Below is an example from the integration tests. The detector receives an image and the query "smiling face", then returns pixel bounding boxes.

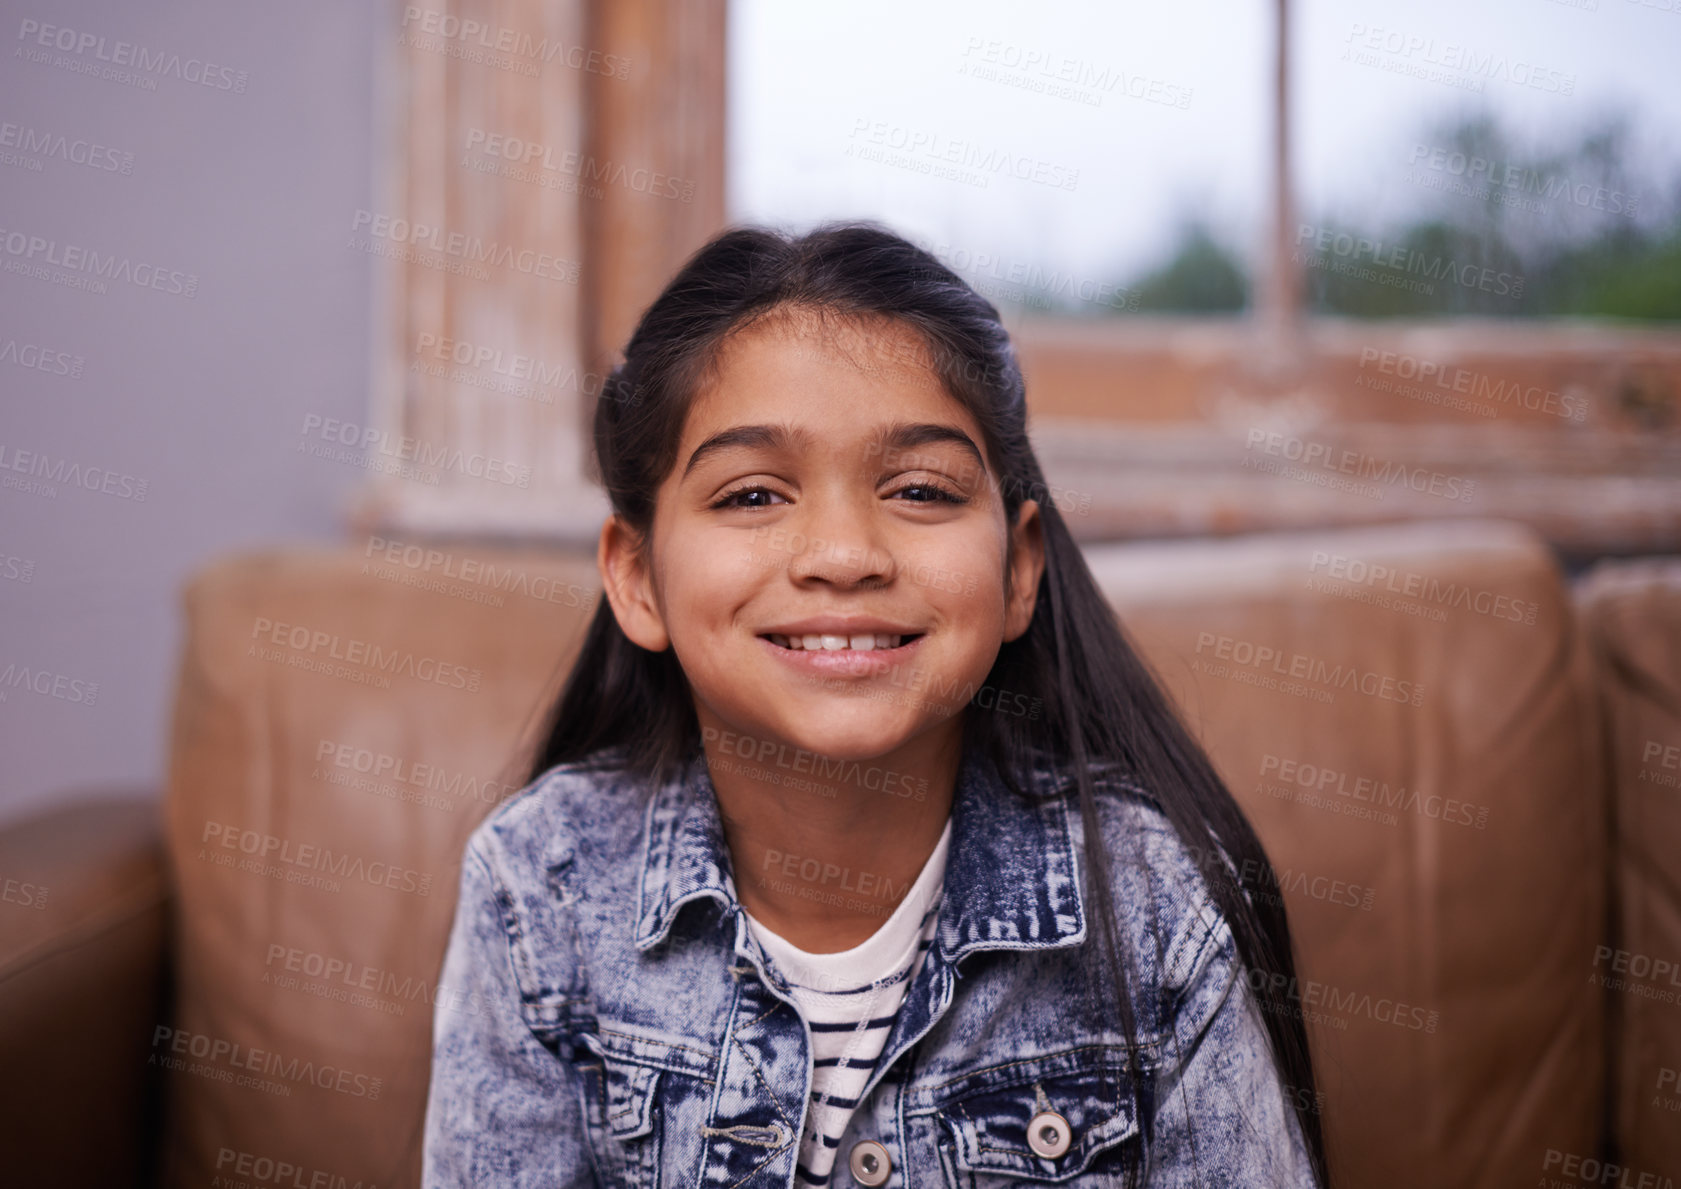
[599,307,1044,767]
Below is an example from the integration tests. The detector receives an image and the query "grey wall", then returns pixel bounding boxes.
[1,1,382,825]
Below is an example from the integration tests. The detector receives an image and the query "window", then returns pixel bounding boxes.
[364,0,1681,557]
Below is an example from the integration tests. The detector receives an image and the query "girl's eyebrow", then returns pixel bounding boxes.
[681,421,985,479]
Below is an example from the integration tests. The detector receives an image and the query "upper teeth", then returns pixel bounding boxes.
[770,633,904,651]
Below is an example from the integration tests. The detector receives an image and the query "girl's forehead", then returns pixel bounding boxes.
[665,311,981,487]
[726,307,940,380]
[680,387,981,475]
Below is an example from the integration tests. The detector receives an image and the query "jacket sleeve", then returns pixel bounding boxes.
[421,835,596,1188]
[1142,899,1322,1188]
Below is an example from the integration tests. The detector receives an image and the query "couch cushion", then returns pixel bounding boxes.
[0,797,169,1188]
[160,544,600,1188]
[1083,518,1605,1189]
[1575,558,1681,1184]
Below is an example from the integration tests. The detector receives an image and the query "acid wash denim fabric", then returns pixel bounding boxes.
[421,746,1319,1188]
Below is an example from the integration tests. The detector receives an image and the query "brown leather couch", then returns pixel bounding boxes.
[2,519,1676,1188]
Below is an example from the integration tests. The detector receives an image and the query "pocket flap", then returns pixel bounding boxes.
[938,1068,1138,1180]
[577,1032,662,1140]
[602,1057,660,1140]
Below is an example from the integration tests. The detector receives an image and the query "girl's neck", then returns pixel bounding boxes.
[702,718,962,954]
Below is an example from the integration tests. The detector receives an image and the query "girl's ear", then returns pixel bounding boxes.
[1003,499,1045,643]
[597,515,671,652]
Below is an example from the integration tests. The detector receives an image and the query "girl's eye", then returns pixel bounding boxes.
[712,486,786,509]
[892,483,965,504]
[709,480,968,507]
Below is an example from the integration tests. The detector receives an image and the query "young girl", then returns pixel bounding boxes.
[422,224,1330,1187]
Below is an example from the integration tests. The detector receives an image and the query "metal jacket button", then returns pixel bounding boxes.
[1027,1109,1072,1158]
[848,1139,892,1185]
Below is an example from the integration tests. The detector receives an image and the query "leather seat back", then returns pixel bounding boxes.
[162,545,600,1188]
[1085,519,1605,1189]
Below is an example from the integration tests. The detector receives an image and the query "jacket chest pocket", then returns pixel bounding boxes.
[932,1065,1140,1186]
[575,1036,665,1187]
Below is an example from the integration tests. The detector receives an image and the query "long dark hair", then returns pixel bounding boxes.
[529,222,1329,1186]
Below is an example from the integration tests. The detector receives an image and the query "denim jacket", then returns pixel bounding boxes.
[421,746,1318,1187]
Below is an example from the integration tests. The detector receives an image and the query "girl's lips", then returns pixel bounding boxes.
[757,632,924,678]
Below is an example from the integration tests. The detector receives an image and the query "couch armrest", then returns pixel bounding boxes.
[0,794,172,1188]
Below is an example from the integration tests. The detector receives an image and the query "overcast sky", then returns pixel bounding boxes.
[728,0,1681,288]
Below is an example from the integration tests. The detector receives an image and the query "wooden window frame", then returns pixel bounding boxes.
[355,0,1681,555]
[351,0,726,547]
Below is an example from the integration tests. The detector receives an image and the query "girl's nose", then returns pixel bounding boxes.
[784,509,894,587]
[786,538,892,586]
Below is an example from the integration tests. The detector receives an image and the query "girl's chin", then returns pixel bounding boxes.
[707,711,948,769]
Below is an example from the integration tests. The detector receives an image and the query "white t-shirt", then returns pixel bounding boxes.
[743,818,951,1186]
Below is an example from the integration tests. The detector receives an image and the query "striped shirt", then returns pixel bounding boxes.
[744,819,951,1186]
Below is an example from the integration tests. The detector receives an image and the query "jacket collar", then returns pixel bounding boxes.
[632,745,1087,960]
